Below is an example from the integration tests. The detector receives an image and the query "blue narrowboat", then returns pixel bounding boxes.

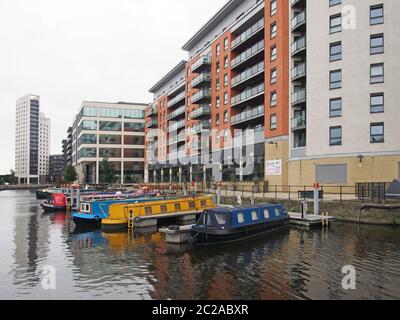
[190,204,290,245]
[72,197,164,225]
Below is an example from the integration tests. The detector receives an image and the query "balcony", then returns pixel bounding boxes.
[191,89,211,104]
[291,114,306,131]
[168,132,186,145]
[231,83,264,108]
[191,56,211,73]
[191,72,211,89]
[291,88,306,106]
[167,91,186,108]
[190,105,211,119]
[231,105,264,125]
[188,121,211,135]
[291,10,306,32]
[291,63,306,81]
[291,36,306,56]
[231,18,264,51]
[168,105,186,121]
[145,118,158,128]
[233,126,265,145]
[231,61,264,89]
[291,0,306,8]
[168,120,186,133]
[231,40,264,70]
[145,107,157,117]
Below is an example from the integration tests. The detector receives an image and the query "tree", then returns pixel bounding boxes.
[9,169,18,185]
[64,165,77,183]
[99,158,117,184]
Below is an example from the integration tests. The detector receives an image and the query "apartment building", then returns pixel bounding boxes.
[70,101,147,184]
[15,95,50,184]
[146,0,290,184]
[289,0,400,186]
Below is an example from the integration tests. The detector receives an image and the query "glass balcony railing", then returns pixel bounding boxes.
[167,91,186,108]
[191,72,211,88]
[231,83,264,106]
[168,105,186,120]
[291,114,306,130]
[231,61,264,87]
[190,105,211,119]
[231,18,264,49]
[168,132,186,145]
[191,56,211,73]
[168,120,186,132]
[231,105,264,125]
[188,121,211,135]
[231,40,264,69]
[291,36,306,56]
[291,10,306,31]
[291,88,306,105]
[191,89,211,104]
[291,63,306,80]
[145,119,158,128]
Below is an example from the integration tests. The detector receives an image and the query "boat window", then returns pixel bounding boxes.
[264,209,270,219]
[275,208,280,217]
[189,201,196,209]
[214,213,228,226]
[145,207,152,215]
[201,200,207,207]
[175,203,181,211]
[237,213,245,224]
[160,205,167,213]
[251,211,259,221]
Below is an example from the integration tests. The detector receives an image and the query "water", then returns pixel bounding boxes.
[1,190,400,300]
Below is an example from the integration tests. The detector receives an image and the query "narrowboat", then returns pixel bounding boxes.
[102,196,216,231]
[71,196,165,225]
[41,193,67,212]
[36,188,53,200]
[190,204,289,245]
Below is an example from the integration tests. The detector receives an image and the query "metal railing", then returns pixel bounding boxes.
[231,105,264,125]
[231,40,264,69]
[231,18,264,49]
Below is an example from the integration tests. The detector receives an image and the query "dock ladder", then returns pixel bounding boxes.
[322,211,329,228]
[127,208,135,229]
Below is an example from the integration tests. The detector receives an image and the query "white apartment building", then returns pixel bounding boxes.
[289,0,400,186]
[71,101,147,185]
[15,94,50,184]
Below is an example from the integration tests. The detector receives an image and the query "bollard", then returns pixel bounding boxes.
[301,200,308,219]
[217,184,221,205]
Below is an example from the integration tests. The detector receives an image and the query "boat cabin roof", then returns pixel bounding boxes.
[208,204,283,214]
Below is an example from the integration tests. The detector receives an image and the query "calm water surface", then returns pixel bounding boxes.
[1,190,400,300]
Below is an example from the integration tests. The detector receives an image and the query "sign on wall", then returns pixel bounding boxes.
[266,160,282,176]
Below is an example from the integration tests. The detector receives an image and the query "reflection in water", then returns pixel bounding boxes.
[1,191,400,299]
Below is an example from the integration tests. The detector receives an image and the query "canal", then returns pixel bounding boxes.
[0,190,400,300]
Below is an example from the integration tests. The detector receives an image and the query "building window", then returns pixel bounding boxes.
[330,126,342,146]
[329,98,342,117]
[330,14,342,34]
[223,110,228,123]
[370,34,384,54]
[216,44,221,56]
[270,22,277,39]
[224,56,229,68]
[216,114,220,126]
[270,0,276,16]
[330,69,342,89]
[216,96,220,108]
[370,4,384,25]
[216,79,220,91]
[270,114,277,130]
[371,93,384,113]
[216,61,220,73]
[224,38,229,50]
[270,45,277,61]
[270,68,277,84]
[371,123,384,143]
[270,91,277,107]
[329,0,342,7]
[330,42,342,61]
[224,92,228,105]
[224,74,228,87]
[370,63,384,84]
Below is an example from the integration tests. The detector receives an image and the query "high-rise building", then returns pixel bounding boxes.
[49,154,64,185]
[288,0,400,185]
[146,0,290,185]
[15,94,50,184]
[145,0,400,187]
[70,101,147,184]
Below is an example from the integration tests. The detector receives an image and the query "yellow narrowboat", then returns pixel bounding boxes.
[101,196,216,231]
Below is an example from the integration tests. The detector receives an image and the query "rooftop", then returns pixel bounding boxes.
[149,60,187,94]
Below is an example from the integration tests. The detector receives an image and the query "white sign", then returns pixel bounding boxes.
[266,160,282,176]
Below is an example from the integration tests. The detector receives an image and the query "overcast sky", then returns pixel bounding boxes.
[0,0,227,174]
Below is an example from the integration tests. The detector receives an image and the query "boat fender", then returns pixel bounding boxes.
[94,216,101,222]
